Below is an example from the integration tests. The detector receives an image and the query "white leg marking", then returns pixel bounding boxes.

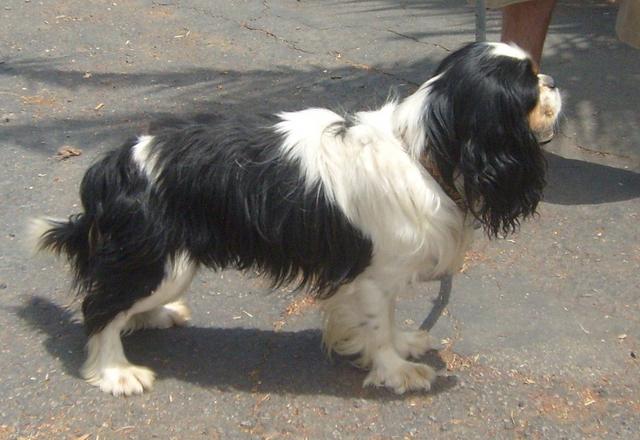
[322,276,437,393]
[81,314,156,396]
[83,253,197,396]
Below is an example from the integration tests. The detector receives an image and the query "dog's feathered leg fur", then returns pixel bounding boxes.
[321,274,436,394]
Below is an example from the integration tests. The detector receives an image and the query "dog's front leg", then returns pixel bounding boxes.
[322,277,436,394]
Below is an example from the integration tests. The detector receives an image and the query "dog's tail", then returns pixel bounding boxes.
[29,215,92,256]
[28,215,95,289]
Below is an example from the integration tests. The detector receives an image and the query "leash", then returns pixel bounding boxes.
[419,0,486,331]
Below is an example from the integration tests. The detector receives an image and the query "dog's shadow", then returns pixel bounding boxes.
[16,296,456,399]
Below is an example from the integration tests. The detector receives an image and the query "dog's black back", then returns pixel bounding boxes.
[40,114,373,335]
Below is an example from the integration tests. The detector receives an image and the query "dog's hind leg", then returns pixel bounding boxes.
[81,253,197,396]
[322,276,436,394]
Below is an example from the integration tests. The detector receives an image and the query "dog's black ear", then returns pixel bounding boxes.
[457,98,546,237]
[424,49,546,237]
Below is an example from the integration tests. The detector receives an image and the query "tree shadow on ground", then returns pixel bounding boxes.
[2,55,637,207]
[0,59,423,153]
[16,296,456,399]
[1,0,637,204]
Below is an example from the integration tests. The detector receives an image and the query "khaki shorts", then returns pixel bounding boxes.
[616,0,640,48]
[484,0,529,7]
[468,0,639,49]
[467,0,545,8]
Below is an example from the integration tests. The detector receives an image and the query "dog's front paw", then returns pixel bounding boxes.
[85,364,155,396]
[394,329,435,359]
[364,355,436,394]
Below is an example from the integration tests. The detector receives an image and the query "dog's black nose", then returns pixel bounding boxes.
[538,73,556,89]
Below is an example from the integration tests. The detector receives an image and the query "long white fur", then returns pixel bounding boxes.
[392,74,441,160]
[275,88,474,393]
[489,42,529,60]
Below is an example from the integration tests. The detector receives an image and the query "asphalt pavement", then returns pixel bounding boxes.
[1,0,639,438]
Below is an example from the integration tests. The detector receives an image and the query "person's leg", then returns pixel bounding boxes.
[501,0,557,65]
[616,0,640,49]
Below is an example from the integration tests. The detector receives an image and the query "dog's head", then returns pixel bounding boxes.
[397,42,562,237]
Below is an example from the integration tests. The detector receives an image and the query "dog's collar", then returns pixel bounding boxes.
[420,155,466,211]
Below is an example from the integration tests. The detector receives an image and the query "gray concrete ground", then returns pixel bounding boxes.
[1,0,639,438]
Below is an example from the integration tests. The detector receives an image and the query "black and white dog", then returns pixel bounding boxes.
[31,42,561,396]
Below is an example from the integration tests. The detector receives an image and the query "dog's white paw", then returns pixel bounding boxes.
[364,357,436,394]
[85,364,156,396]
[152,301,192,328]
[394,329,434,359]
[124,300,191,333]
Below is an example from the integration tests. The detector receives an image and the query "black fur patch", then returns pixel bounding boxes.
[41,114,373,334]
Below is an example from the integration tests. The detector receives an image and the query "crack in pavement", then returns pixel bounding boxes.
[557,131,636,162]
[176,4,421,85]
[180,4,314,55]
[328,51,420,87]
[386,28,452,52]
[240,22,315,54]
